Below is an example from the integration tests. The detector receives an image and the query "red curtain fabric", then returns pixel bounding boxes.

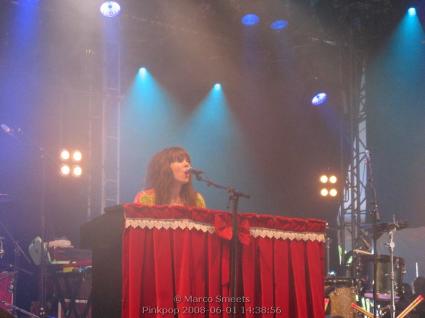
[122,205,233,318]
[121,205,326,318]
[239,214,326,318]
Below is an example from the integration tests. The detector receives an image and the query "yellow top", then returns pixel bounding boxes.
[133,188,206,208]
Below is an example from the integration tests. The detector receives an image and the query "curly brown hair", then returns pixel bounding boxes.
[145,147,198,206]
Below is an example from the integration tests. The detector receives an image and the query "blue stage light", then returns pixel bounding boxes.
[213,83,222,90]
[408,7,416,16]
[270,19,288,30]
[100,1,121,18]
[311,92,328,106]
[241,14,260,26]
[20,0,40,4]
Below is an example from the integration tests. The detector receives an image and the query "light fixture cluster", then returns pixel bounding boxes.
[319,174,338,198]
[59,149,83,178]
[241,13,288,30]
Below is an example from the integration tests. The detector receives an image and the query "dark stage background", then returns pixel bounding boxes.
[0,0,424,311]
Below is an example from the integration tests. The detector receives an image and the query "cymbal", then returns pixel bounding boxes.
[377,221,408,232]
[353,249,373,256]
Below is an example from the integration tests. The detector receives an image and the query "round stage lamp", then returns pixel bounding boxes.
[72,150,82,162]
[329,188,338,197]
[60,149,70,161]
[100,1,121,18]
[270,19,288,30]
[329,175,337,184]
[241,14,260,26]
[320,175,328,183]
[320,188,329,197]
[72,166,83,177]
[311,92,328,106]
[60,164,71,176]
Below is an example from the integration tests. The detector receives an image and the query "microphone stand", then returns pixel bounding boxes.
[192,172,250,317]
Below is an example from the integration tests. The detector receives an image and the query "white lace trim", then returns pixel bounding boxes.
[125,218,324,242]
[250,227,325,242]
[125,218,215,234]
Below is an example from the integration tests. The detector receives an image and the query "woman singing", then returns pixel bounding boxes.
[133,146,206,208]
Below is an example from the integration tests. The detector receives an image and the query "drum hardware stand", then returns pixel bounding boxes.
[191,171,250,318]
[384,216,404,318]
[386,226,396,318]
[1,125,49,317]
[325,224,331,275]
[1,300,40,318]
[365,149,381,318]
[0,210,35,317]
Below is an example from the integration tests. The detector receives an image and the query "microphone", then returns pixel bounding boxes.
[188,167,204,177]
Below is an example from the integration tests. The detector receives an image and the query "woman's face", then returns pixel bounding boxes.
[169,156,191,185]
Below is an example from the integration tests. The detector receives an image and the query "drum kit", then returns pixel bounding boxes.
[0,195,14,314]
[326,220,410,318]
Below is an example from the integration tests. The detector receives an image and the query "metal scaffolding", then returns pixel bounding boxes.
[337,38,371,270]
[100,41,121,213]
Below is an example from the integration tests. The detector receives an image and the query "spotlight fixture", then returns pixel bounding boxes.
[100,1,121,18]
[329,189,338,197]
[329,175,337,184]
[60,164,71,176]
[408,7,416,16]
[320,175,328,183]
[72,166,83,177]
[60,149,70,161]
[139,67,147,76]
[320,188,329,197]
[213,83,222,90]
[241,14,260,26]
[311,92,328,106]
[270,19,288,30]
[72,150,82,162]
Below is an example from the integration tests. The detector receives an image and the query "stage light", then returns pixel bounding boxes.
[213,83,222,90]
[59,148,83,178]
[72,166,83,177]
[241,14,260,26]
[311,92,328,106]
[319,172,339,199]
[320,175,329,183]
[139,67,147,76]
[72,150,82,162]
[100,1,121,18]
[20,0,40,4]
[60,164,71,176]
[270,19,288,30]
[60,149,70,161]
[408,7,416,16]
[320,188,329,197]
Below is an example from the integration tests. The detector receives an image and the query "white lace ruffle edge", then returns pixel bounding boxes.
[125,218,215,234]
[126,218,325,242]
[249,227,325,242]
